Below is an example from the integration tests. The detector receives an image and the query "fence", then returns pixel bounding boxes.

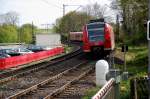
[0,47,64,69]
[130,77,149,99]
[92,78,115,99]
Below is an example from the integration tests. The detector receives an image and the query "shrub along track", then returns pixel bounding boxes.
[0,47,86,98]
[6,61,94,99]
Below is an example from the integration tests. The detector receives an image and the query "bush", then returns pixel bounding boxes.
[0,24,18,43]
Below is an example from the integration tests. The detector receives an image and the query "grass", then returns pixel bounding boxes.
[63,44,73,53]
[126,45,148,75]
[82,87,101,99]
[119,45,148,99]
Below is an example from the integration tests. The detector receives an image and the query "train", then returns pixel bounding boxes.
[69,32,83,42]
[69,19,115,56]
[82,19,115,56]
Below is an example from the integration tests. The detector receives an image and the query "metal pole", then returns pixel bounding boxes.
[115,83,120,99]
[19,28,21,45]
[112,51,115,69]
[124,47,126,72]
[148,0,150,98]
[116,14,119,42]
[63,4,65,16]
[148,0,150,79]
[32,22,35,44]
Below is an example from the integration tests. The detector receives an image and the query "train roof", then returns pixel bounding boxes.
[89,18,105,23]
[70,32,82,34]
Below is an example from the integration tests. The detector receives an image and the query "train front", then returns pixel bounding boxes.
[82,19,105,54]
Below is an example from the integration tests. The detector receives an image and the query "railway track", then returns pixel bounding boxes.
[0,47,87,98]
[0,45,111,99]
[54,69,96,99]
[6,61,94,99]
[0,46,82,84]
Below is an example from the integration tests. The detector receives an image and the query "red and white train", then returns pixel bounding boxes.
[69,19,115,56]
[82,19,115,55]
[69,32,83,42]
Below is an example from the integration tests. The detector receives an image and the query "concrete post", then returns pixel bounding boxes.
[96,60,109,86]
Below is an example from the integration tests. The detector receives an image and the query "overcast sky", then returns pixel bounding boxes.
[0,0,112,28]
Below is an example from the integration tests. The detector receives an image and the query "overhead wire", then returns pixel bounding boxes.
[39,0,63,9]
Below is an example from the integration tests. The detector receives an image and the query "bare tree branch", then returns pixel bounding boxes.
[81,2,112,22]
[0,11,19,25]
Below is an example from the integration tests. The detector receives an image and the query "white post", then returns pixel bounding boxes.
[96,60,109,86]
[148,0,150,98]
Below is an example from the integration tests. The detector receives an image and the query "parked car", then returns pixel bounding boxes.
[0,53,11,59]
[0,49,16,56]
[41,46,52,51]
[11,48,34,55]
[27,45,45,52]
[27,45,52,52]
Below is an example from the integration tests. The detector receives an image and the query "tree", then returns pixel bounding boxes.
[0,11,19,25]
[112,0,148,44]
[53,11,92,34]
[19,24,37,44]
[82,2,113,22]
[0,24,18,43]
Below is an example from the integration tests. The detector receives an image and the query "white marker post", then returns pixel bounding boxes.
[147,19,150,98]
[147,21,150,40]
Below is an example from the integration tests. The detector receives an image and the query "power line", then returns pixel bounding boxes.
[40,0,63,9]
[63,4,83,16]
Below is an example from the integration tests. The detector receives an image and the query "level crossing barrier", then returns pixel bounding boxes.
[92,78,115,99]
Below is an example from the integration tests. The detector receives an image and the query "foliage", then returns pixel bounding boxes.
[120,80,130,99]
[19,23,37,44]
[116,45,147,99]
[80,45,147,99]
[113,0,148,44]
[82,2,113,23]
[116,45,147,75]
[82,3,106,18]
[53,11,92,41]
[0,24,18,43]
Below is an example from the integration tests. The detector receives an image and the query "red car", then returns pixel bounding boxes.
[82,19,115,56]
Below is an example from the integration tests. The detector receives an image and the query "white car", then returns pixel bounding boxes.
[12,48,34,55]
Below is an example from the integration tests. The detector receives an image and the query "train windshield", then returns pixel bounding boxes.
[87,22,105,42]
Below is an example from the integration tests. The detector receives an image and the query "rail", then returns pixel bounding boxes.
[6,61,90,99]
[92,78,115,99]
[0,46,82,84]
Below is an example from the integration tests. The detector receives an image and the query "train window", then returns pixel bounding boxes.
[87,22,105,29]
[87,22,105,42]
[89,36,104,42]
[88,29,104,35]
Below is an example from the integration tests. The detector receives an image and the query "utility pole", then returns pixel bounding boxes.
[116,14,119,42]
[63,4,65,16]
[32,22,35,44]
[41,24,51,33]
